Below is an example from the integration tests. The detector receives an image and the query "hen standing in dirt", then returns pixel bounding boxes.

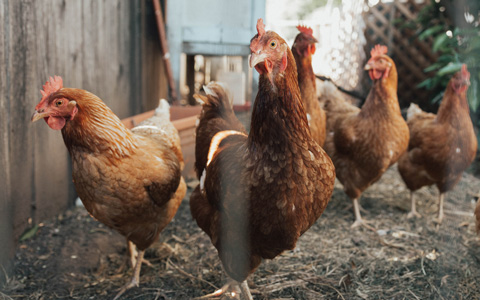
[189,19,335,300]
[31,76,187,299]
[292,25,327,147]
[322,45,409,228]
[398,65,477,223]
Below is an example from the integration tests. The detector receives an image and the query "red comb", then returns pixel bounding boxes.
[461,64,470,80]
[256,18,265,37]
[40,75,63,100]
[297,25,313,37]
[370,44,388,59]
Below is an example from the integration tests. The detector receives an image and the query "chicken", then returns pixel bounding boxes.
[194,82,246,179]
[323,45,409,228]
[398,65,477,223]
[292,25,327,146]
[31,76,186,299]
[189,19,335,299]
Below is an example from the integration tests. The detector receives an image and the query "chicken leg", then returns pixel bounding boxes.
[407,192,421,219]
[434,193,445,224]
[351,198,363,228]
[128,240,152,268]
[114,249,145,300]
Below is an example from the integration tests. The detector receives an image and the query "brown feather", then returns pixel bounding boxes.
[190,30,335,283]
[41,87,186,251]
[292,32,327,147]
[323,53,409,200]
[398,69,477,194]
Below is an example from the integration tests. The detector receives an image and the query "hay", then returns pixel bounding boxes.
[2,165,480,300]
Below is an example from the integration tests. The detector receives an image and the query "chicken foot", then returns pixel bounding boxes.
[351,198,376,231]
[113,249,145,300]
[128,240,153,268]
[407,192,421,219]
[194,278,253,300]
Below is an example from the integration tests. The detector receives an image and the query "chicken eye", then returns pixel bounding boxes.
[270,40,277,49]
[55,100,63,107]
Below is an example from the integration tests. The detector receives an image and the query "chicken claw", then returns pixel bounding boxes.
[407,192,421,219]
[113,250,145,300]
[407,210,422,219]
[194,279,252,300]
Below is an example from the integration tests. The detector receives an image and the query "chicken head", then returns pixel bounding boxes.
[249,18,289,82]
[31,76,78,130]
[292,25,318,57]
[364,45,393,81]
[451,64,470,94]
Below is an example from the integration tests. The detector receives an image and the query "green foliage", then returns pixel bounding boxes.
[20,225,39,241]
[409,0,480,148]
[412,0,480,113]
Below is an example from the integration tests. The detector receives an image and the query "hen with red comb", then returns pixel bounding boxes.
[322,44,409,228]
[399,64,477,223]
[292,24,326,146]
[190,18,335,300]
[31,76,186,299]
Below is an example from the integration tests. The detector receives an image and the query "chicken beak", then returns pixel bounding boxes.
[364,63,372,71]
[249,52,268,68]
[31,110,50,123]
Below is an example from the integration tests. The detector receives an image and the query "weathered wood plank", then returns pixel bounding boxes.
[8,0,37,239]
[0,0,14,284]
[140,0,167,110]
[32,0,73,225]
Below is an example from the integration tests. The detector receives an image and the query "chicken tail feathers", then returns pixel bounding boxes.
[406,103,423,121]
[194,81,233,111]
[154,99,171,119]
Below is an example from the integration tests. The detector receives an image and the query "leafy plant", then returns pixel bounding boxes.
[408,0,480,152]
[412,0,480,112]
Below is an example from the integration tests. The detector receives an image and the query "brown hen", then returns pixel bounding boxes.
[189,19,335,299]
[398,65,477,223]
[323,45,409,228]
[31,77,186,299]
[292,25,327,147]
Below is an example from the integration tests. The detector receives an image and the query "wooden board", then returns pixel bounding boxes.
[0,0,13,283]
[0,0,168,282]
[121,105,202,179]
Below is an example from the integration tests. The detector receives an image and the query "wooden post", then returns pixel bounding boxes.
[153,0,178,102]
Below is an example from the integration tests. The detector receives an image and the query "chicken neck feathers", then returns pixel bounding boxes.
[293,45,327,146]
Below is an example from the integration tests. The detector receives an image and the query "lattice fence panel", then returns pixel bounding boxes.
[363,0,438,109]
[324,1,367,92]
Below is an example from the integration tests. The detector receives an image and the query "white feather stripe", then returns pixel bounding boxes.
[206,130,247,167]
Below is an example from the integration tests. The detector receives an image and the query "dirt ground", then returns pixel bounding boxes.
[2,165,480,300]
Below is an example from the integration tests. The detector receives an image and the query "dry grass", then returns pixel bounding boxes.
[2,166,480,300]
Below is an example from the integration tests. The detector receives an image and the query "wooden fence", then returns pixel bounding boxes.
[0,0,168,283]
[363,0,437,108]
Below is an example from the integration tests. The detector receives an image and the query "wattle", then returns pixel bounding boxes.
[46,116,66,130]
[369,69,383,80]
